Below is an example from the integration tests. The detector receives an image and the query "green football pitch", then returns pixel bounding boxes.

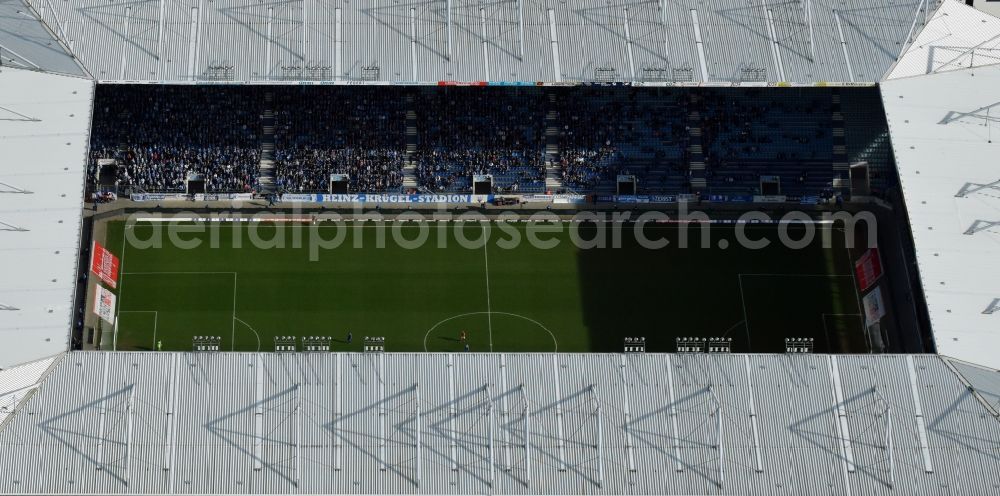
[104,220,868,353]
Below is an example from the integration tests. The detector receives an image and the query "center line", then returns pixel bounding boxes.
[482,224,493,352]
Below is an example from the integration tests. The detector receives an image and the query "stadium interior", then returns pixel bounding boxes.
[4,0,1000,493]
[87,85,895,200]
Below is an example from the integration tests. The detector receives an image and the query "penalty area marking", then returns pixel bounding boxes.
[115,271,239,350]
[422,311,558,352]
[737,273,857,353]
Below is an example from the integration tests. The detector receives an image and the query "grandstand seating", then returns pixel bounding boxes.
[88,85,263,193]
[553,87,690,194]
[273,87,406,193]
[86,86,895,198]
[413,87,547,194]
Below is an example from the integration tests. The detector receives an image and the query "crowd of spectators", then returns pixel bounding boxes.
[86,86,886,199]
[88,85,262,193]
[414,88,546,193]
[274,87,405,193]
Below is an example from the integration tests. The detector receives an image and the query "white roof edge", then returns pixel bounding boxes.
[885,0,1000,80]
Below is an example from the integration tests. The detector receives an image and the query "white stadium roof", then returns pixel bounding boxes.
[885,0,1000,80]
[2,351,1000,495]
[6,0,938,84]
[0,0,89,77]
[882,62,1000,368]
[0,67,94,369]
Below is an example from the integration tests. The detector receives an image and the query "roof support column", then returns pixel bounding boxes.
[521,385,531,484]
[905,356,933,473]
[547,10,561,83]
[590,385,604,488]
[124,385,135,486]
[624,8,636,81]
[411,9,418,81]
[119,7,132,80]
[833,10,855,83]
[762,2,786,81]
[253,354,263,471]
[163,354,180,472]
[659,0,671,64]
[805,0,815,61]
[829,356,856,473]
[499,355,513,472]
[415,383,422,485]
[447,0,453,60]
[302,0,307,62]
[551,354,566,470]
[709,386,723,488]
[156,0,166,77]
[480,8,491,81]
[167,356,181,493]
[448,354,458,471]
[295,383,302,486]
[335,353,343,470]
[485,384,496,486]
[690,10,708,82]
[619,356,636,472]
[335,8,342,80]
[95,353,111,469]
[379,353,387,471]
[266,7,274,80]
[743,356,763,472]
[518,0,525,59]
[187,7,199,81]
[665,355,682,473]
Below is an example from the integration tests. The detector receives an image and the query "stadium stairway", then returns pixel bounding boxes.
[687,104,707,192]
[258,91,277,194]
[402,94,419,191]
[544,93,562,192]
[831,90,849,180]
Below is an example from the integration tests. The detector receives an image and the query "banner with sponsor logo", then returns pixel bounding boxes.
[552,194,588,204]
[280,193,495,204]
[854,247,883,292]
[131,192,253,202]
[90,241,120,289]
[752,195,788,203]
[93,285,117,325]
[862,286,886,326]
[595,195,677,204]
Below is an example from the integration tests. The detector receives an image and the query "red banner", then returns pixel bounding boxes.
[854,247,883,292]
[91,241,120,289]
